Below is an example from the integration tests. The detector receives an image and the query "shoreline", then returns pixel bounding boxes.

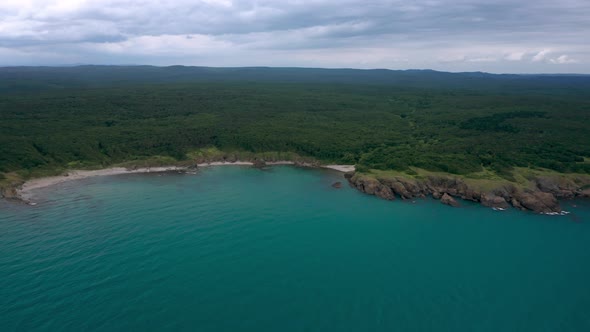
[6,161,589,215]
[346,171,590,215]
[14,162,355,203]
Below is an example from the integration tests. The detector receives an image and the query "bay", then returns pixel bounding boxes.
[1,166,589,331]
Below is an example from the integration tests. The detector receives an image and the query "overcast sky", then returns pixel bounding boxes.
[1,0,589,73]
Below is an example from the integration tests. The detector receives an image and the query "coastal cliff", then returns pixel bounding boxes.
[347,170,590,214]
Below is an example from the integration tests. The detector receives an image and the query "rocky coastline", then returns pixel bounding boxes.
[3,158,589,215]
[346,171,590,214]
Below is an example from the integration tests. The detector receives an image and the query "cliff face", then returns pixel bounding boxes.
[348,172,590,214]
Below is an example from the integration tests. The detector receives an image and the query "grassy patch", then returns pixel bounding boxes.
[115,155,182,168]
[186,147,315,164]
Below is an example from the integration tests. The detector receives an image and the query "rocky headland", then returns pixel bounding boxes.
[346,171,590,214]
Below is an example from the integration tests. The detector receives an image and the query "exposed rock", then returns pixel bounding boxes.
[346,171,582,214]
[224,154,238,163]
[252,159,267,168]
[460,188,480,202]
[351,175,395,200]
[480,193,510,209]
[534,176,590,199]
[389,181,413,199]
[343,172,354,179]
[0,186,18,199]
[331,182,343,189]
[440,193,459,207]
[535,178,563,197]
[425,176,484,202]
[564,190,577,198]
[426,176,461,193]
[514,191,561,213]
[380,177,422,199]
[375,185,395,200]
[511,198,525,210]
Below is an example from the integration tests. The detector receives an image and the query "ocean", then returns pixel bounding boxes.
[1,166,589,331]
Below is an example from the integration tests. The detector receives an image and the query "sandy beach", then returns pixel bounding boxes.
[323,165,356,172]
[17,166,186,202]
[15,162,355,202]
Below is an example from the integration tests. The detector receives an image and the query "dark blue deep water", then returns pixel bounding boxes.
[1,166,590,331]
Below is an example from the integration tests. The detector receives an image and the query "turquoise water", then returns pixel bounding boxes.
[1,166,590,332]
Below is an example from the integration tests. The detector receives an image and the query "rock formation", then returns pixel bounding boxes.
[347,172,589,214]
[350,174,395,200]
[440,193,459,207]
[252,159,267,168]
[0,186,18,199]
[480,193,510,209]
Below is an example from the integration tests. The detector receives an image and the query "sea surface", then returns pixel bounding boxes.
[1,166,590,332]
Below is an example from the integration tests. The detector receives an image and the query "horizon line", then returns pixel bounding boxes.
[1,64,589,76]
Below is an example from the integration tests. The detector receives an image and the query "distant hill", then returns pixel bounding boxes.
[1,65,589,96]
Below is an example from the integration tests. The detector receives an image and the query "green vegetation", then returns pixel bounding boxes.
[1,66,589,186]
[185,147,307,163]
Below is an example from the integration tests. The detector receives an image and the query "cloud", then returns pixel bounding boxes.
[468,57,497,63]
[531,50,579,64]
[532,49,551,62]
[505,52,525,61]
[0,0,588,72]
[91,34,233,56]
[549,54,578,64]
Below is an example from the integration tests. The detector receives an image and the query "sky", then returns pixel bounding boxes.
[0,0,589,73]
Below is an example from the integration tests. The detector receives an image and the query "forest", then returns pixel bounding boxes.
[1,66,589,181]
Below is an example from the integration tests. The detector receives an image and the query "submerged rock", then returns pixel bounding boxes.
[331,182,343,189]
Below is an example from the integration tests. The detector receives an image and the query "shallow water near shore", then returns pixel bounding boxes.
[1,166,590,332]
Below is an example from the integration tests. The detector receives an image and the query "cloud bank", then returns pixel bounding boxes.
[0,0,588,73]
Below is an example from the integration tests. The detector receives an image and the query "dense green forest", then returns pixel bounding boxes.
[1,66,589,181]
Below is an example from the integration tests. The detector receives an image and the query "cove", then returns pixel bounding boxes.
[1,166,589,332]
